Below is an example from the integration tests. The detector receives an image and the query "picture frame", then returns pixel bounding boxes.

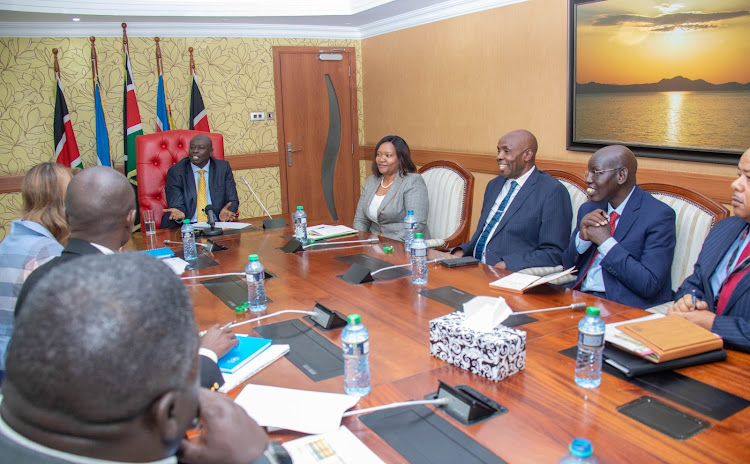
[567,0,750,164]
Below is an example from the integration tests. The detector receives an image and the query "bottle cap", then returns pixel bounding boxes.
[248,254,259,261]
[383,246,394,253]
[347,314,361,325]
[415,233,423,238]
[182,219,190,224]
[297,205,303,210]
[586,306,600,316]
[569,438,593,457]
[407,210,414,215]
[235,302,249,313]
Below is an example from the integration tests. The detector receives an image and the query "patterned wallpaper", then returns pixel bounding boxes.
[0,35,364,240]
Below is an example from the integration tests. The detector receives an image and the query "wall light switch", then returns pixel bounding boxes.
[250,112,266,121]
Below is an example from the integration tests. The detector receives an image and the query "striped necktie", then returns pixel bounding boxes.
[715,225,750,315]
[474,180,518,260]
[197,169,207,222]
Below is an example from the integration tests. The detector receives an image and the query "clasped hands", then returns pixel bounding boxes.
[164,202,238,223]
[578,209,612,246]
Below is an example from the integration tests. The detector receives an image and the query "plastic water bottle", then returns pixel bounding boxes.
[245,254,267,312]
[293,205,308,244]
[181,219,198,261]
[559,438,598,463]
[342,314,370,396]
[403,210,417,252]
[411,232,428,285]
[575,307,606,388]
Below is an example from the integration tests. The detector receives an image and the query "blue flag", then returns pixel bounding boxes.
[156,74,172,132]
[94,75,111,166]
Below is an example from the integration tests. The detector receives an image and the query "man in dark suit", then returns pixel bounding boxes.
[669,147,750,352]
[1,253,267,463]
[563,145,676,309]
[162,134,239,228]
[452,129,572,270]
[14,166,233,389]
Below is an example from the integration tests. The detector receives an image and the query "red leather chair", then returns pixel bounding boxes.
[136,130,224,229]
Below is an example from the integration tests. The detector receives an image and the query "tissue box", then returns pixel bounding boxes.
[429,312,526,382]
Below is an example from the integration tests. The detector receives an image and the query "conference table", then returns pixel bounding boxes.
[128,225,750,464]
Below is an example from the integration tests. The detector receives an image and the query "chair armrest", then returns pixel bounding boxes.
[518,265,576,286]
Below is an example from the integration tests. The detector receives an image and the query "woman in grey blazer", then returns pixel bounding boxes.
[353,135,430,240]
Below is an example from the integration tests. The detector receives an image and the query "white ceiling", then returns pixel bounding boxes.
[0,0,525,39]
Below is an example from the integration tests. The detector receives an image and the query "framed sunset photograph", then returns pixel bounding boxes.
[567,0,750,164]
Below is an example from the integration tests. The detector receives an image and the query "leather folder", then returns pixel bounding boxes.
[617,315,724,363]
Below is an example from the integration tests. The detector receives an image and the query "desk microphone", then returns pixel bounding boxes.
[240,176,287,229]
[513,302,587,315]
[201,205,223,236]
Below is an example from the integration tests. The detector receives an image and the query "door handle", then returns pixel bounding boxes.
[286,142,302,167]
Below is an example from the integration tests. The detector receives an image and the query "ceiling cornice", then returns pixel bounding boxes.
[0,0,526,39]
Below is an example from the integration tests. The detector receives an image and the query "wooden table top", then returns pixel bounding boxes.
[127,227,750,463]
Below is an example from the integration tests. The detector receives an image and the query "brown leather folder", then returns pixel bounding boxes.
[617,315,724,363]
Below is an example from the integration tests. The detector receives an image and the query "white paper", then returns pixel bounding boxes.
[462,296,513,332]
[193,221,252,230]
[234,384,360,434]
[219,344,290,393]
[163,257,189,274]
[490,267,576,291]
[307,224,357,239]
[283,426,385,464]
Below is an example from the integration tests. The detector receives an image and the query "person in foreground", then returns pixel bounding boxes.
[162,134,239,228]
[14,166,233,388]
[0,163,74,375]
[452,129,572,270]
[563,145,676,309]
[353,135,430,240]
[669,147,750,352]
[0,253,268,463]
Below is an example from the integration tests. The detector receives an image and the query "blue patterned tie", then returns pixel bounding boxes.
[474,180,518,260]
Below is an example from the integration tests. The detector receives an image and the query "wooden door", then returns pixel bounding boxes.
[273,47,358,225]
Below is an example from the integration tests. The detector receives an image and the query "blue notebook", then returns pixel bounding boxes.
[218,335,273,374]
[141,247,175,259]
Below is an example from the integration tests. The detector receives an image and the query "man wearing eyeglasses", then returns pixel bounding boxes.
[562,145,676,309]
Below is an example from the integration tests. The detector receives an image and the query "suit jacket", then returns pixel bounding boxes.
[563,186,676,309]
[676,216,750,352]
[162,157,239,229]
[457,169,572,271]
[353,173,430,240]
[13,238,224,388]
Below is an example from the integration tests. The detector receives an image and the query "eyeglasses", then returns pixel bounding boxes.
[584,167,622,179]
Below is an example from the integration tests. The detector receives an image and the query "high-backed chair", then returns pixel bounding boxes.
[417,160,474,249]
[136,130,225,229]
[641,183,729,314]
[518,170,588,284]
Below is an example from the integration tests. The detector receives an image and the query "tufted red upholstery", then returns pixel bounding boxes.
[136,130,224,229]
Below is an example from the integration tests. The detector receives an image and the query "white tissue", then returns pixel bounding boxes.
[461,296,513,332]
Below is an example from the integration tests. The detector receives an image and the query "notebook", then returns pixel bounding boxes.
[218,335,273,374]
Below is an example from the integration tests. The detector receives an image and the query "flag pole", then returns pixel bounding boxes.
[189,46,195,75]
[53,48,60,80]
[155,37,174,129]
[90,36,98,81]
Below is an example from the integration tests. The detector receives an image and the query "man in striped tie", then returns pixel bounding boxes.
[451,130,572,270]
[162,134,239,228]
[670,147,750,352]
[563,145,676,309]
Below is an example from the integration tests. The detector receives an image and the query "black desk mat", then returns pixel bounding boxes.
[335,254,410,280]
[360,404,507,464]
[560,346,750,421]
[202,275,274,311]
[420,286,537,328]
[173,251,219,271]
[254,319,343,382]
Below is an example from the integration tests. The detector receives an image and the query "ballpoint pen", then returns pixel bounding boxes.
[691,289,697,311]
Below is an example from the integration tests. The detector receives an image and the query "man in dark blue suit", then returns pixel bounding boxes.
[670,148,750,352]
[563,145,676,309]
[161,134,239,228]
[452,130,572,271]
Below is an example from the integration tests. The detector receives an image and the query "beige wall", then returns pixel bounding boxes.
[361,0,738,233]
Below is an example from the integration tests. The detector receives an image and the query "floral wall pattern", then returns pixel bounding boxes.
[0,35,364,239]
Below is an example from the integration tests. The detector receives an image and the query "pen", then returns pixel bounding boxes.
[691,289,697,311]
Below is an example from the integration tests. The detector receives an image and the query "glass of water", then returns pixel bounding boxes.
[143,209,156,235]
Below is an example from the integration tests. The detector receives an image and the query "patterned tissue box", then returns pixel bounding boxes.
[429,311,526,382]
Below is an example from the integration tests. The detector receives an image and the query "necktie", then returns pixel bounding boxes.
[573,211,619,290]
[474,180,518,260]
[197,169,207,222]
[715,226,750,315]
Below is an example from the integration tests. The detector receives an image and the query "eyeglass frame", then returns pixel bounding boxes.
[584,167,623,180]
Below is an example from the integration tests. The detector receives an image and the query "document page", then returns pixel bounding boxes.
[283,426,385,464]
